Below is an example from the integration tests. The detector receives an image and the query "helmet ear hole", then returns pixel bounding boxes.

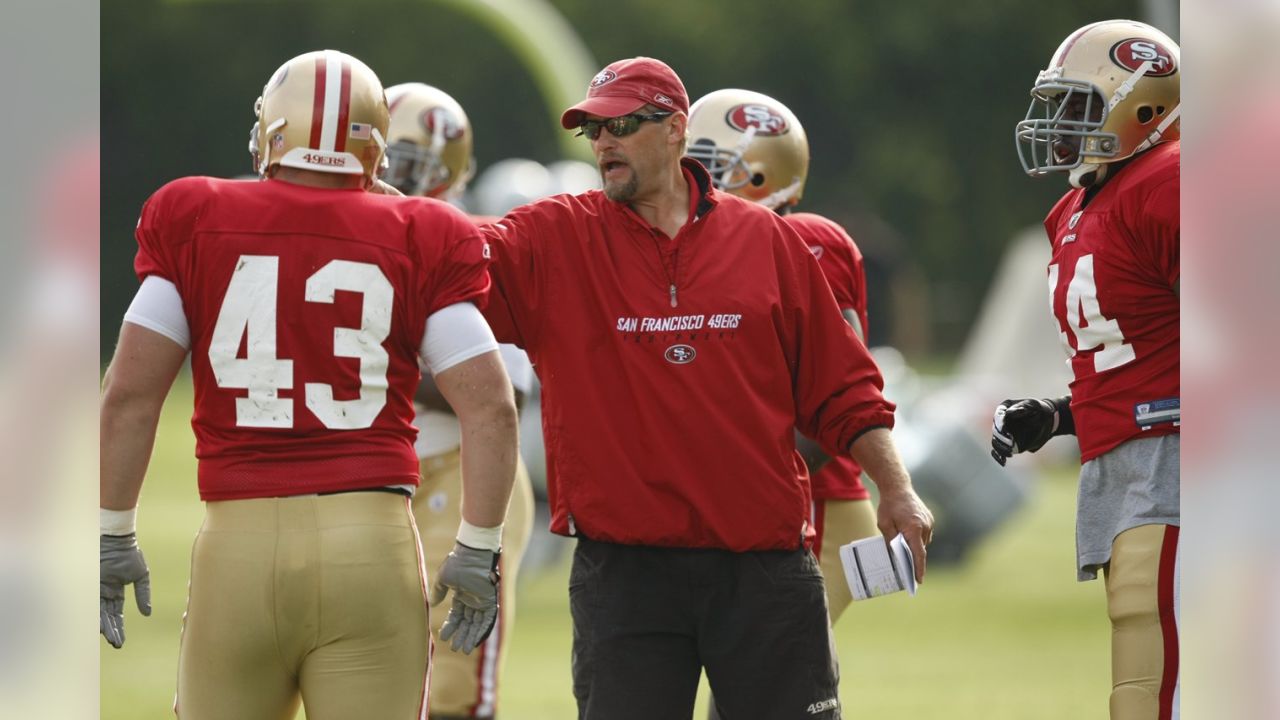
[1137,106,1155,124]
[750,172,766,187]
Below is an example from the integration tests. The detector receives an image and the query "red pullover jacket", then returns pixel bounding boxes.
[482,159,894,550]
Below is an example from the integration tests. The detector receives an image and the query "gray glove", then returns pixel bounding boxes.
[429,542,501,654]
[100,533,151,649]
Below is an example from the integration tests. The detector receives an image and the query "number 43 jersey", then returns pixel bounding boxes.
[1043,141,1180,463]
[133,176,490,500]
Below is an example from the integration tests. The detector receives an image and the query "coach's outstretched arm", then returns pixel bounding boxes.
[428,341,519,654]
[100,322,188,648]
[850,428,934,584]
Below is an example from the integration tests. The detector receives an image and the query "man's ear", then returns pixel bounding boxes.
[669,112,688,148]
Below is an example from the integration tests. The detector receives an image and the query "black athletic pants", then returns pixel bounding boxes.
[569,537,841,719]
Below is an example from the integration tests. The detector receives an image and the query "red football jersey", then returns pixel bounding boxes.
[784,213,871,502]
[483,160,894,551]
[134,176,490,500]
[1043,142,1180,462]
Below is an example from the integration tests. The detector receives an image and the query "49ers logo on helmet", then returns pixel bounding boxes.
[421,107,465,141]
[1110,38,1177,77]
[725,104,789,136]
[590,70,617,88]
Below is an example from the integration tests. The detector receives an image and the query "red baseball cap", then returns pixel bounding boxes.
[560,57,690,130]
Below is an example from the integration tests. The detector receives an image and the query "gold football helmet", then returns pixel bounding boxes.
[384,83,474,198]
[248,49,389,184]
[685,89,809,210]
[1016,20,1180,187]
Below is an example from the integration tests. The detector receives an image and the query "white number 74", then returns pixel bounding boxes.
[1049,254,1136,373]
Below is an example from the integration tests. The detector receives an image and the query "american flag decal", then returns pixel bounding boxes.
[349,122,372,140]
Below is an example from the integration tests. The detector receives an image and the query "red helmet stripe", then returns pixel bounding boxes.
[1051,21,1098,69]
[388,86,406,115]
[334,60,353,153]
[309,55,328,149]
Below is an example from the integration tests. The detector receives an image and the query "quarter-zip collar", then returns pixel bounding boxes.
[608,159,719,307]
[615,157,719,237]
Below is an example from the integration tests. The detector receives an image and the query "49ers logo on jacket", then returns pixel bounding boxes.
[421,107,465,141]
[1110,38,1177,77]
[664,344,696,364]
[726,103,789,135]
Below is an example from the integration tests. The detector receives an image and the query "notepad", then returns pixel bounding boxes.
[838,532,917,601]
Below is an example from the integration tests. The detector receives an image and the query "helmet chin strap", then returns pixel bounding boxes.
[1068,162,1105,188]
[758,177,804,210]
[1134,103,1181,154]
[717,126,758,190]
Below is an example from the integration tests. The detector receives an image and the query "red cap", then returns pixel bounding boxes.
[560,57,689,130]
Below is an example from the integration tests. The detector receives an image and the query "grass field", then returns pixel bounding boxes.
[101,376,1108,719]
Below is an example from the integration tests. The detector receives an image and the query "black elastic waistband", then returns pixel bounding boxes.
[318,486,412,499]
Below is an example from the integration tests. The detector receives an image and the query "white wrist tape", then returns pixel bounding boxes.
[456,518,503,552]
[101,507,138,536]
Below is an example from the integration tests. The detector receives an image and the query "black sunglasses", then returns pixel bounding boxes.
[576,111,673,141]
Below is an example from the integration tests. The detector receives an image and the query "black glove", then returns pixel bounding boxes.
[990,396,1074,466]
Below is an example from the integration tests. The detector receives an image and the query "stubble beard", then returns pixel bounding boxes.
[603,170,639,203]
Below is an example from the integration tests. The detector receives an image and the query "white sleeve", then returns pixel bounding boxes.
[123,276,191,349]
[498,344,534,394]
[420,302,500,375]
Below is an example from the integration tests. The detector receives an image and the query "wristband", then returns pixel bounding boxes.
[101,507,137,536]
[456,518,503,552]
[1051,395,1076,437]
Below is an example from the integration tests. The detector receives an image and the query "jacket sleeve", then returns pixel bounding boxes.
[778,222,895,455]
[479,204,545,351]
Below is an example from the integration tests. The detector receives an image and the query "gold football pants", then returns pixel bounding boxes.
[415,449,535,718]
[813,497,879,624]
[1106,523,1180,720]
[175,492,431,720]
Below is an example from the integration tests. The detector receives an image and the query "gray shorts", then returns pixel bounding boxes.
[1076,434,1180,580]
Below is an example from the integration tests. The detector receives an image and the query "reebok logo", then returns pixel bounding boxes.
[807,698,839,714]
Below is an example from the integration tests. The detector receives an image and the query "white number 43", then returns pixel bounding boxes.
[208,255,393,429]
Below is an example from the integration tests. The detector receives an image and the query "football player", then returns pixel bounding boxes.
[385,81,536,720]
[687,88,880,719]
[995,20,1180,720]
[100,50,518,719]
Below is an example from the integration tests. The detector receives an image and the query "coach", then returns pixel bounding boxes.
[480,56,934,720]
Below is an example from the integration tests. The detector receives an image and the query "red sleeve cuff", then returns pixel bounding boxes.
[835,410,896,456]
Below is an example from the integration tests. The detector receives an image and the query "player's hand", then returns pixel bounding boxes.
[990,398,1058,466]
[100,533,151,649]
[875,486,934,584]
[429,542,501,654]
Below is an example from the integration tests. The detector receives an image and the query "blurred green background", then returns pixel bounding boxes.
[102,377,1108,719]
[101,0,1167,362]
